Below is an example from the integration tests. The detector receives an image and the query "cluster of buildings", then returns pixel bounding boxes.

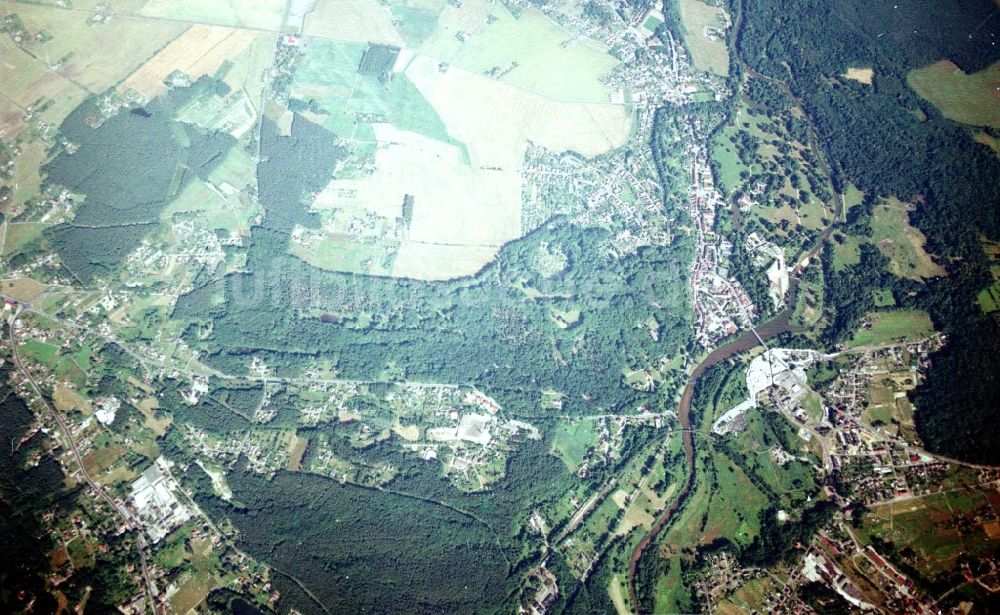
[181,425,290,476]
[126,458,193,543]
[687,151,757,345]
[820,337,963,504]
[125,219,226,282]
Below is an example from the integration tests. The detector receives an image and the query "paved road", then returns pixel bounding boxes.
[7,309,160,614]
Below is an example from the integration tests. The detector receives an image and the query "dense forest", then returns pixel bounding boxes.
[163,97,703,612]
[736,0,1000,463]
[42,77,236,283]
[175,217,695,416]
[0,346,138,612]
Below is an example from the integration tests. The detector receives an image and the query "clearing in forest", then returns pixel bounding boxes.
[677,0,730,76]
[908,60,1000,128]
[843,67,874,84]
[871,198,946,280]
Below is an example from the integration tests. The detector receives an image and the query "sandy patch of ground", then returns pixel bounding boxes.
[843,67,874,84]
[136,398,171,437]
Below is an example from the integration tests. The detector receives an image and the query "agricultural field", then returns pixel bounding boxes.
[2,222,47,257]
[1,2,186,93]
[419,0,620,103]
[677,0,730,76]
[284,34,629,279]
[860,480,1000,583]
[847,309,935,348]
[118,25,260,101]
[405,54,630,168]
[391,241,499,279]
[908,60,1000,129]
[0,36,87,140]
[135,0,288,30]
[303,0,404,45]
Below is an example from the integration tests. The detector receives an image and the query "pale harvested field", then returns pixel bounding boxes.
[119,25,259,99]
[420,1,618,103]
[0,277,47,302]
[317,124,520,244]
[614,496,655,536]
[677,0,729,76]
[0,2,186,93]
[0,37,87,139]
[53,386,89,413]
[393,423,420,441]
[137,0,287,30]
[304,0,405,46]
[405,53,631,169]
[843,67,874,85]
[391,241,499,279]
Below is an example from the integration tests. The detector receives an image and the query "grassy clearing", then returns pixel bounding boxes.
[711,127,749,191]
[831,234,862,270]
[207,146,257,192]
[392,4,442,47]
[871,198,946,280]
[978,284,1000,313]
[678,0,730,75]
[908,60,1000,128]
[21,339,59,366]
[703,453,766,545]
[848,309,935,348]
[551,419,595,472]
[286,432,309,471]
[975,132,1000,158]
[609,575,631,615]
